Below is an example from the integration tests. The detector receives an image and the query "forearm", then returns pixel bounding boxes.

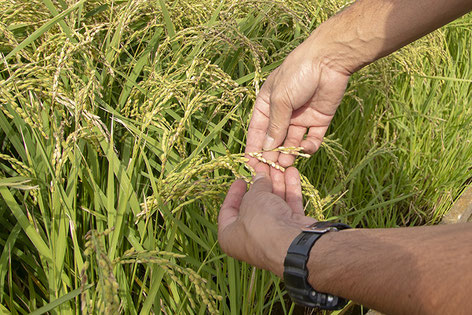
[307,223,472,314]
[309,0,472,74]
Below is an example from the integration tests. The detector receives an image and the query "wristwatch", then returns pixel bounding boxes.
[283,221,351,310]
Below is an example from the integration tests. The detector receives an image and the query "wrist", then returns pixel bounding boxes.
[306,24,369,75]
[264,226,301,277]
[306,228,358,295]
[306,5,385,75]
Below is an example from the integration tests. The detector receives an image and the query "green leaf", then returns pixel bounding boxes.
[29,284,93,315]
[0,224,21,303]
[0,187,51,261]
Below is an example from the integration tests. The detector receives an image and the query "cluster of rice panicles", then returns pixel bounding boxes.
[0,0,461,313]
[1,0,344,312]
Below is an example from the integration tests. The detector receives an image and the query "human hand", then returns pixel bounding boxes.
[245,35,350,197]
[218,167,316,277]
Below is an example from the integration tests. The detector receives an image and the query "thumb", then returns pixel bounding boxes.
[218,179,247,232]
[264,93,292,151]
[249,173,273,194]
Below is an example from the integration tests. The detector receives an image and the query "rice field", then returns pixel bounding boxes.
[0,0,471,314]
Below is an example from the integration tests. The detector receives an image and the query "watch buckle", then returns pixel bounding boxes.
[301,224,339,234]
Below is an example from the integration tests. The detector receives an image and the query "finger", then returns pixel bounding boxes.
[246,101,270,168]
[270,167,285,199]
[246,76,273,167]
[264,57,319,150]
[261,132,286,198]
[265,89,292,151]
[300,126,328,154]
[253,161,270,177]
[218,179,247,232]
[249,173,272,194]
[285,167,304,215]
[261,145,280,194]
[279,125,307,167]
[261,149,279,175]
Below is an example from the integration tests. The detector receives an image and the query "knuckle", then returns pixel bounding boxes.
[270,91,292,110]
[303,140,319,154]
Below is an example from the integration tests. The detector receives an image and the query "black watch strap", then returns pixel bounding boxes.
[283,222,351,310]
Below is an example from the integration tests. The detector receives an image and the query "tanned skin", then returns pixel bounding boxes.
[310,222,472,314]
[219,0,472,314]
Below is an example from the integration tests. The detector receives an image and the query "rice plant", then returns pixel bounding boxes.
[0,0,471,314]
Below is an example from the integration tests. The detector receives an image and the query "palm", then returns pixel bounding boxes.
[218,168,316,277]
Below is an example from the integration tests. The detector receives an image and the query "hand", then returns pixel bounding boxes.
[218,168,316,277]
[245,35,350,197]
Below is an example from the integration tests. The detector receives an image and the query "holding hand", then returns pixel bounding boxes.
[218,168,316,277]
[245,36,350,195]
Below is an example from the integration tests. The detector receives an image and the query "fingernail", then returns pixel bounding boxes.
[253,173,266,182]
[263,135,274,151]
